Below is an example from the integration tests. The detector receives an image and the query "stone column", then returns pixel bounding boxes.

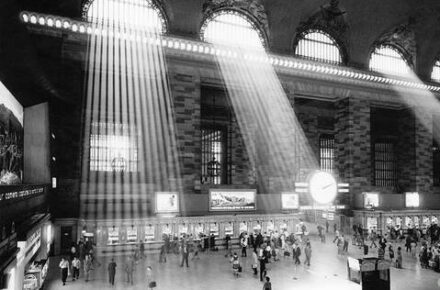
[335,97,371,205]
[413,108,433,194]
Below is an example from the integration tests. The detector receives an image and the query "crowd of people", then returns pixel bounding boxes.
[55,220,440,289]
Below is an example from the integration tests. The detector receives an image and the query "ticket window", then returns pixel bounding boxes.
[145,225,155,242]
[279,222,288,234]
[194,224,204,238]
[162,224,172,238]
[414,216,419,227]
[267,221,275,234]
[178,224,188,237]
[127,226,137,244]
[367,217,378,232]
[224,222,233,237]
[108,227,120,245]
[239,222,248,235]
[253,221,262,234]
[405,217,413,228]
[386,217,393,227]
[395,217,402,229]
[209,223,219,237]
[432,216,438,224]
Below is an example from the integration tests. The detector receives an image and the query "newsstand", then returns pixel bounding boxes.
[347,257,391,290]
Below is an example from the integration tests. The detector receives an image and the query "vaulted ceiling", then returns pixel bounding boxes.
[1,0,440,106]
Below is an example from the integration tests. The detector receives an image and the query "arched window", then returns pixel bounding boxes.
[294,30,342,64]
[369,45,412,76]
[83,0,166,33]
[432,60,440,82]
[201,10,265,49]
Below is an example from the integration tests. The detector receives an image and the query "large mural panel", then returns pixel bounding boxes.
[0,82,23,184]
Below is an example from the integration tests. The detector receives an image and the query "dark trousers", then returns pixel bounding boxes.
[241,246,247,257]
[295,256,301,265]
[259,261,266,281]
[180,253,189,267]
[109,271,115,285]
[73,267,79,279]
[61,268,68,284]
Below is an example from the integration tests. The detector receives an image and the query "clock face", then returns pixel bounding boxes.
[309,171,337,204]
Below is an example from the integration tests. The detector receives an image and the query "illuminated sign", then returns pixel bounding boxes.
[155,192,179,213]
[281,192,299,209]
[0,187,44,201]
[209,189,256,211]
[299,205,346,210]
[364,192,379,208]
[405,192,419,208]
[145,225,155,241]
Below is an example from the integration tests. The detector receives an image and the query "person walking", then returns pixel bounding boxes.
[108,258,117,286]
[59,257,70,286]
[263,276,272,290]
[140,242,145,260]
[252,248,259,275]
[180,242,189,267]
[231,253,241,277]
[304,242,312,267]
[84,254,93,282]
[389,245,395,262]
[259,253,267,282]
[396,246,403,268]
[294,243,301,265]
[146,266,156,290]
[241,233,248,257]
[124,256,135,285]
[326,220,329,233]
[71,257,80,281]
[159,244,167,263]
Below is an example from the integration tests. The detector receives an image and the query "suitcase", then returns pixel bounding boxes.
[284,251,291,257]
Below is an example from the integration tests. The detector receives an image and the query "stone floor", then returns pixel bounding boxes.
[43,234,440,290]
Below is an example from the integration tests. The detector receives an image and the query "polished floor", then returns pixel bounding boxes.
[43,232,440,290]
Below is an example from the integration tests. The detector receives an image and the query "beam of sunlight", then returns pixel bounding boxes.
[80,0,182,241]
[206,21,319,203]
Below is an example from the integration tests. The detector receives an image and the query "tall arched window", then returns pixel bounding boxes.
[294,30,342,64]
[83,0,166,33]
[432,60,440,82]
[201,10,265,49]
[369,45,412,76]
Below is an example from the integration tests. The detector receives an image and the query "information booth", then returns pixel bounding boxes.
[347,257,391,290]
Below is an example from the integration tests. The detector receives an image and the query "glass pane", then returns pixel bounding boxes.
[369,45,412,76]
[295,31,342,64]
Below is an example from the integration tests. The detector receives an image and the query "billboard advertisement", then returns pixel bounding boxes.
[209,189,256,211]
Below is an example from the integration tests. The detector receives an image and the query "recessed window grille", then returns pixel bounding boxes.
[201,129,224,184]
[374,141,396,187]
[369,45,412,76]
[295,30,342,64]
[89,122,138,172]
[319,134,335,173]
[201,10,265,49]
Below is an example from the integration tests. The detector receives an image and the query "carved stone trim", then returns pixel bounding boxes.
[293,0,349,64]
[201,0,269,48]
[372,23,417,68]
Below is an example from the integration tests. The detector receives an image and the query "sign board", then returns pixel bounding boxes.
[364,192,379,208]
[155,192,179,213]
[405,192,419,208]
[209,189,256,211]
[281,192,299,209]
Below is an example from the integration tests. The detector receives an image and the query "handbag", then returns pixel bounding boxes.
[149,281,157,288]
[238,265,242,272]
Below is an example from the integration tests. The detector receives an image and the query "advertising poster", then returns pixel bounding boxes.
[145,225,155,241]
[156,192,179,213]
[0,81,24,185]
[209,189,256,211]
[364,192,379,208]
[281,192,299,209]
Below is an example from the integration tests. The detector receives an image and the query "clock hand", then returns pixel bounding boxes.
[322,183,334,190]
